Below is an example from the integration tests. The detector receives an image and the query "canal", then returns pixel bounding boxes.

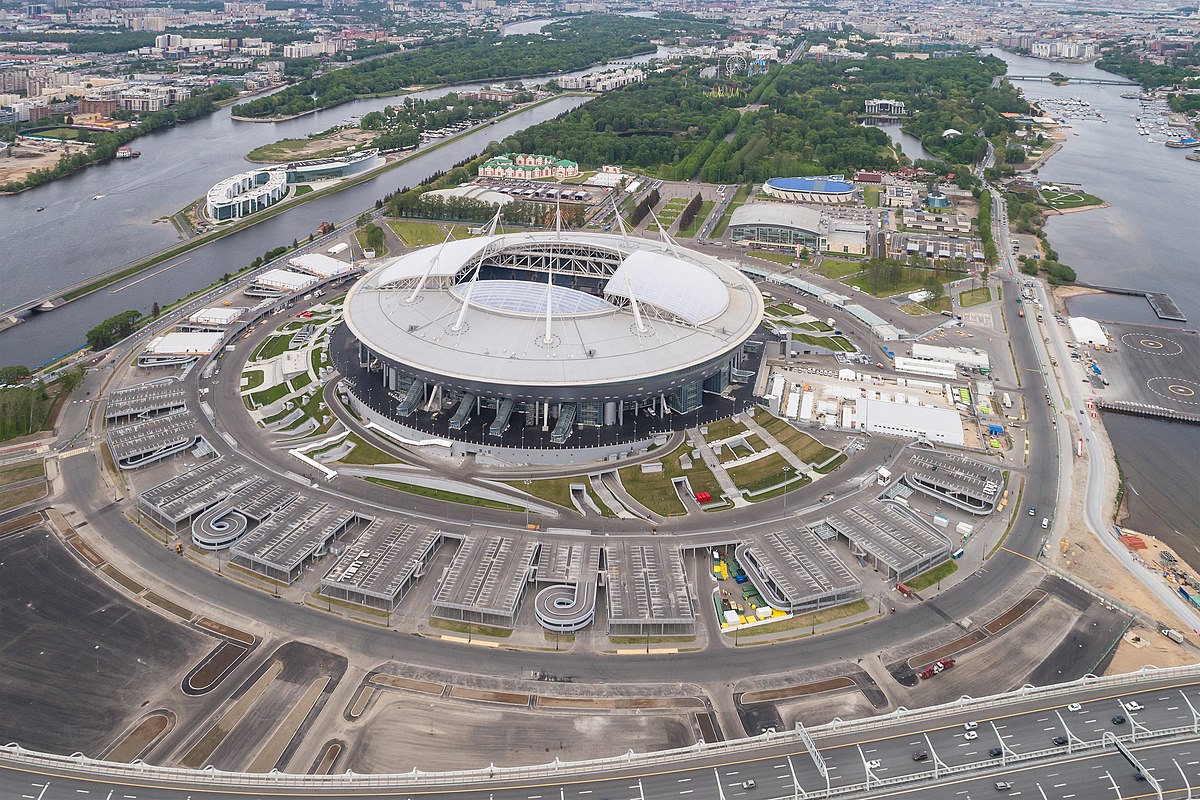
[991,49,1200,552]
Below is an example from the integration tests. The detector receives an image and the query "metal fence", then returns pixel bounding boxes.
[2,664,1198,792]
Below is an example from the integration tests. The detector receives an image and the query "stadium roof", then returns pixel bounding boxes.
[730,202,823,233]
[764,177,854,194]
[344,232,763,389]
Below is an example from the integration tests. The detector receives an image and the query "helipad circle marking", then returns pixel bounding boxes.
[1145,376,1200,406]
[1120,332,1182,356]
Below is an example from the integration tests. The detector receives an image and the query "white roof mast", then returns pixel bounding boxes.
[450,209,503,332]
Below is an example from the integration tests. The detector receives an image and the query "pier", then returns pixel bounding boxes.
[1094,398,1200,425]
[1076,283,1187,322]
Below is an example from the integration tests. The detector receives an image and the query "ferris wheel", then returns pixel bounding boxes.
[725,54,749,77]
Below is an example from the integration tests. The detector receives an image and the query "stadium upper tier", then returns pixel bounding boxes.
[343,231,764,392]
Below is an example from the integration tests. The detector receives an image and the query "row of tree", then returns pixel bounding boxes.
[675,192,704,232]
[976,189,999,264]
[629,187,661,226]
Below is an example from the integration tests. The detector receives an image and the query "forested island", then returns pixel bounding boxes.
[230,15,726,120]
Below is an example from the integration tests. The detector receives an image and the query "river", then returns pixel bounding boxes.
[0,94,590,365]
[0,37,680,364]
[990,49,1200,553]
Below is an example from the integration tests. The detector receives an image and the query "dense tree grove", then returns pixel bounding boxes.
[232,15,724,119]
[364,92,531,152]
[1097,42,1200,89]
[504,53,1022,183]
[1,84,237,192]
[86,310,142,351]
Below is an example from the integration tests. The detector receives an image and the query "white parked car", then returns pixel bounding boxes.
[964,721,979,731]
[1067,703,1082,712]
[964,731,979,740]
[1125,701,1144,711]
[867,759,881,769]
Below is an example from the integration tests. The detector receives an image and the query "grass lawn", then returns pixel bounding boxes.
[242,370,265,391]
[757,415,832,463]
[0,481,47,511]
[387,220,449,247]
[248,382,290,407]
[864,186,881,208]
[899,303,931,316]
[710,202,742,238]
[959,286,992,307]
[338,434,401,465]
[725,599,869,637]
[252,334,294,362]
[726,451,792,494]
[813,453,847,473]
[428,618,513,638]
[920,295,952,313]
[0,460,45,486]
[750,250,795,265]
[618,441,719,516]
[794,320,833,332]
[791,333,855,352]
[365,477,525,512]
[844,269,946,298]
[355,228,388,258]
[504,476,575,510]
[246,137,345,163]
[676,201,714,238]
[32,127,80,140]
[732,183,752,202]
[1040,188,1103,210]
[819,258,865,279]
[294,185,313,197]
[702,416,749,442]
[905,560,958,591]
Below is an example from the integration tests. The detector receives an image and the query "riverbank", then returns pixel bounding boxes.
[38,94,567,307]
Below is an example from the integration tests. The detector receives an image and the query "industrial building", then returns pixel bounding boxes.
[138,331,225,367]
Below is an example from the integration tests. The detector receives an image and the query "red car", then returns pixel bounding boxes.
[296,311,314,318]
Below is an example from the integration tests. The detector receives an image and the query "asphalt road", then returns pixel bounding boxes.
[3,676,1198,799]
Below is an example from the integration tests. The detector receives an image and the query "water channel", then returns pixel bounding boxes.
[989,49,1200,552]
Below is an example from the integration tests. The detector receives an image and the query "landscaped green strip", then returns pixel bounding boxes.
[724,599,868,637]
[248,382,290,407]
[364,477,525,512]
[813,453,846,473]
[388,220,448,247]
[959,286,992,307]
[819,258,865,279]
[750,250,795,265]
[905,560,958,591]
[428,617,513,638]
[617,441,719,517]
[337,434,401,465]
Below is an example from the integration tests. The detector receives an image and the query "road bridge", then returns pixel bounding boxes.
[1006,74,1140,86]
[3,666,1199,800]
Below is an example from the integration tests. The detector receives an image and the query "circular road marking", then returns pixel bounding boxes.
[1120,332,1183,357]
[1146,376,1200,406]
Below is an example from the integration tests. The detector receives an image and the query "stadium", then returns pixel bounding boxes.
[762,176,856,203]
[333,230,766,462]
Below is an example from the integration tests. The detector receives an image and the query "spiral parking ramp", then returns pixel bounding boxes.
[533,582,596,632]
[191,502,251,550]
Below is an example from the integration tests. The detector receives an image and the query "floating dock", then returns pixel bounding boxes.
[1077,283,1187,322]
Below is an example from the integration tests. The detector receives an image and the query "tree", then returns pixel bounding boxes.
[86,310,141,351]
[0,365,31,384]
[151,301,160,318]
[357,211,373,228]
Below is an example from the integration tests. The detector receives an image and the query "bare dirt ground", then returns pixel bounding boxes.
[346,693,696,772]
[0,140,91,185]
[775,690,879,729]
[1107,625,1195,673]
